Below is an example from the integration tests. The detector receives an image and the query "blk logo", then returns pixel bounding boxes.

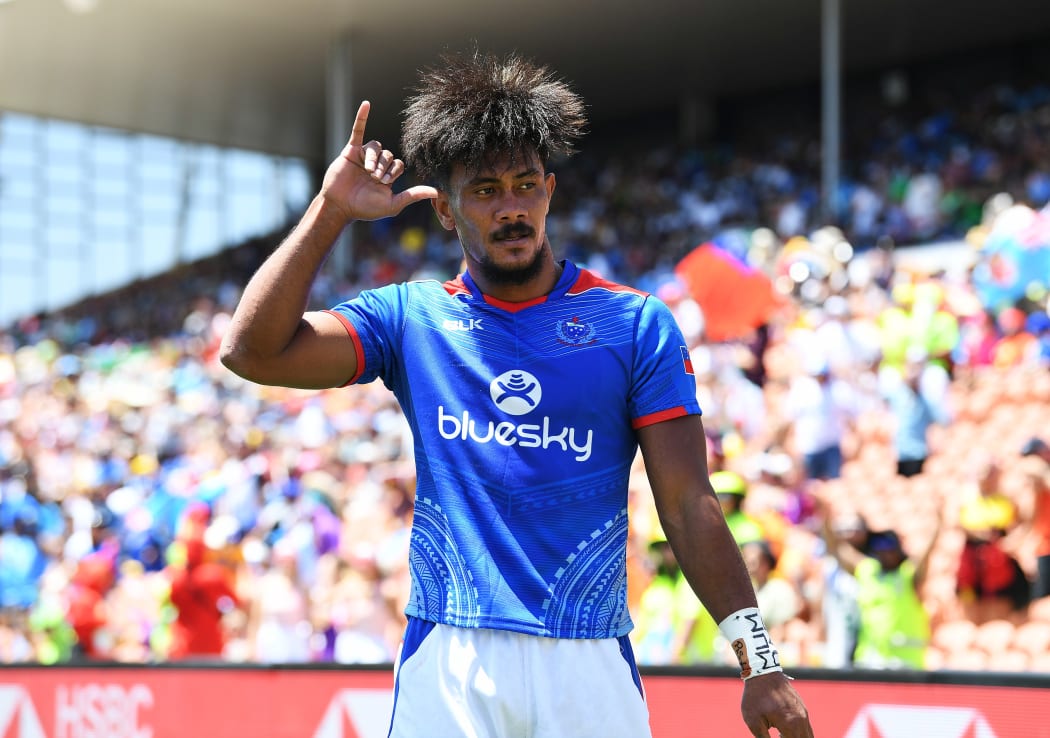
[443,318,483,331]
[490,370,542,415]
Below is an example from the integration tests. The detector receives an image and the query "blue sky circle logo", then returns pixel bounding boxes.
[490,370,542,415]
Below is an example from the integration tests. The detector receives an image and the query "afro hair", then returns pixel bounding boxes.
[401,49,587,187]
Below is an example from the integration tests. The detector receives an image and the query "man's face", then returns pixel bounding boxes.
[873,547,904,571]
[434,150,556,287]
[741,543,770,584]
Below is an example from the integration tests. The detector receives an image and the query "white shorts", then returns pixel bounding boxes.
[388,617,651,738]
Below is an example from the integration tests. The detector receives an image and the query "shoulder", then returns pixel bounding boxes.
[337,278,450,313]
[566,267,649,299]
[440,274,471,298]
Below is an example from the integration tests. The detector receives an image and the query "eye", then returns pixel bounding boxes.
[474,187,494,196]
[518,182,537,190]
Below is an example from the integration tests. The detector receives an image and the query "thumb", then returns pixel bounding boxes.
[392,185,439,212]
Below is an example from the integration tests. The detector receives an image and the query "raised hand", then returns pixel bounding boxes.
[320,100,438,222]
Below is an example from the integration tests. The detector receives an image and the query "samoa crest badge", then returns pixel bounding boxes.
[556,316,596,345]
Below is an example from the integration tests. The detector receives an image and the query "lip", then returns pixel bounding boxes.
[493,236,531,247]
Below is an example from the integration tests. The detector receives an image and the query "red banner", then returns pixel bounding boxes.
[644,675,1049,737]
[0,667,1045,738]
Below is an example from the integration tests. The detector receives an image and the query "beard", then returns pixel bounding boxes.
[472,223,547,286]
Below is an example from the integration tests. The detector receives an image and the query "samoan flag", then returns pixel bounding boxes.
[674,242,780,342]
[680,346,695,375]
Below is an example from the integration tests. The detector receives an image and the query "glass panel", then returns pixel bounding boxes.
[0,114,37,168]
[90,235,134,294]
[138,222,177,275]
[91,129,132,167]
[137,135,181,182]
[225,149,271,184]
[184,207,221,260]
[45,223,82,259]
[226,191,266,243]
[44,161,83,189]
[282,159,314,211]
[46,192,83,217]
[0,141,36,168]
[189,154,221,199]
[0,113,38,138]
[0,165,38,199]
[44,120,88,153]
[93,175,131,199]
[137,187,180,215]
[45,258,85,310]
[93,206,130,229]
[0,224,35,259]
[0,111,314,324]
[0,272,37,325]
[0,205,36,231]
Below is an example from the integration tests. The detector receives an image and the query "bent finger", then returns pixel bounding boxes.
[363,141,382,172]
[382,159,406,183]
[372,150,395,180]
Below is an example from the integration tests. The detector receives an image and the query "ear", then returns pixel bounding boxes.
[432,192,456,231]
[545,171,556,198]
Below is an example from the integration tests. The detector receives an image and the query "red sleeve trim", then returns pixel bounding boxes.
[631,406,692,430]
[322,309,366,386]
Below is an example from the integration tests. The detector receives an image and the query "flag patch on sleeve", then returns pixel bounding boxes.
[680,346,694,375]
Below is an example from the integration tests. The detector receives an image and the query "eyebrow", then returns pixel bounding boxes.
[466,167,541,186]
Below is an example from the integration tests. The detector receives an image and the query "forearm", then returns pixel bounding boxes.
[659,492,758,623]
[639,417,758,621]
[221,196,348,364]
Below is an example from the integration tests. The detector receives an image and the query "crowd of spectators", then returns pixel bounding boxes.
[1,64,1050,671]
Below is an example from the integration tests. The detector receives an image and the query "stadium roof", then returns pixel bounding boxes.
[3,0,1050,162]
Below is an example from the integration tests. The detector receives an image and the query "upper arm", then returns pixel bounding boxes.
[226,309,361,389]
[637,414,714,526]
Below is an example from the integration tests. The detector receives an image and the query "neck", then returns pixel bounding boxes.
[468,242,563,303]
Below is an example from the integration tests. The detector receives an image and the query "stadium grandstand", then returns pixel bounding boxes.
[2,1,1050,736]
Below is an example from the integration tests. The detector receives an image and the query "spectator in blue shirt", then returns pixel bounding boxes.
[0,508,49,609]
[884,348,949,477]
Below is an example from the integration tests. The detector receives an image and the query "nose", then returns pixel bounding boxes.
[493,190,528,221]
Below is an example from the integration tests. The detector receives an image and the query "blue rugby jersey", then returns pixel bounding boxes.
[327,261,701,639]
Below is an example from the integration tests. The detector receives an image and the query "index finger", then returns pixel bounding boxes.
[348,100,371,149]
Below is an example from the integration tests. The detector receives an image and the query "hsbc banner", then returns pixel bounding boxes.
[644,675,1050,738]
[0,666,1047,738]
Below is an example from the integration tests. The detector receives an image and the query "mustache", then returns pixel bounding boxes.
[492,223,535,241]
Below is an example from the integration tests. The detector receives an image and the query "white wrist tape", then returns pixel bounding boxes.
[718,607,783,680]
